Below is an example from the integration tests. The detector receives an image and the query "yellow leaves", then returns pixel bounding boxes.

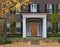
[0,0,31,14]
[21,0,31,6]
[30,2,32,4]
[10,7,16,11]
[15,2,22,8]
[3,8,9,13]
[16,7,21,12]
[5,1,13,7]
[25,0,30,2]
[9,1,14,6]
[0,12,3,15]
[12,0,18,3]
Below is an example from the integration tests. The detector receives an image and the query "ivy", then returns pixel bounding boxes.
[51,4,59,33]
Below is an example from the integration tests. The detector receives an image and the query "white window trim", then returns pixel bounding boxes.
[16,22,21,34]
[30,4,37,12]
[16,22,21,28]
[47,21,52,28]
[6,23,10,33]
[58,21,60,29]
[47,4,52,14]
[58,4,60,14]
[7,23,10,28]
[16,7,21,14]
[9,10,15,14]
[58,4,60,9]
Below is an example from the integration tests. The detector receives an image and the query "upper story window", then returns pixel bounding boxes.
[9,10,16,14]
[16,7,21,14]
[9,7,21,14]
[29,4,38,12]
[57,4,60,13]
[46,4,52,13]
[31,4,37,12]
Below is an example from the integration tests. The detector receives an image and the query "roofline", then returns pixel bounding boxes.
[21,12,48,15]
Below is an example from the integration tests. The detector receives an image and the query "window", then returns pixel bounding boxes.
[6,23,10,32]
[9,7,20,14]
[47,4,52,13]
[30,4,37,12]
[47,22,52,32]
[58,21,60,32]
[16,7,21,14]
[9,10,16,14]
[57,4,60,13]
[16,22,21,32]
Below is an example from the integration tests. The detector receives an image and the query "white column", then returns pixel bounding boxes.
[23,17,26,38]
[42,17,47,38]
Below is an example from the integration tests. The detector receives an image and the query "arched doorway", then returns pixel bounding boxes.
[26,18,42,37]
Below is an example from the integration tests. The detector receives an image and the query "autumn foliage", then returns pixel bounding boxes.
[0,0,31,15]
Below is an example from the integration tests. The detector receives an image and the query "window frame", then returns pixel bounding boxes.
[16,7,21,14]
[58,21,60,32]
[57,4,60,13]
[6,22,10,33]
[30,4,38,12]
[16,22,21,33]
[47,21,52,32]
[47,4,52,14]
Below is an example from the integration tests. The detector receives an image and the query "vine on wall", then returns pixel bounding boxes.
[51,4,59,33]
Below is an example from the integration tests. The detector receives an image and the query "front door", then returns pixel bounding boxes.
[30,23,37,36]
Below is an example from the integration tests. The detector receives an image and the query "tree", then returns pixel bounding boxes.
[51,4,59,33]
[0,0,31,43]
[1,0,31,14]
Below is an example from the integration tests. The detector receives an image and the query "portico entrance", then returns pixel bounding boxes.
[22,13,47,38]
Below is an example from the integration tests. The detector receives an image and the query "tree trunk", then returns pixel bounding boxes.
[2,19,7,43]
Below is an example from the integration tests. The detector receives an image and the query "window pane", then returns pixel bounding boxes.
[16,22,21,32]
[16,22,21,28]
[58,4,60,9]
[58,21,60,32]
[47,9,52,13]
[58,4,60,13]
[58,9,60,13]
[47,4,52,13]
[6,23,10,32]
[7,23,10,28]
[30,4,37,12]
[47,22,52,32]
[16,7,21,14]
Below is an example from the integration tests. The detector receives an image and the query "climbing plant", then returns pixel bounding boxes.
[51,4,59,33]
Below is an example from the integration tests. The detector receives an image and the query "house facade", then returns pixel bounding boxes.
[0,0,60,38]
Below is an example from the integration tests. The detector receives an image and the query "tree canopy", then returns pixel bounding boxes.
[0,0,31,15]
